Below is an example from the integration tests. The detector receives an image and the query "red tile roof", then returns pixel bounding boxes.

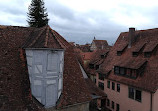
[132,41,146,52]
[0,25,91,110]
[85,78,106,98]
[81,52,94,60]
[100,28,158,92]
[143,41,158,52]
[90,49,109,64]
[83,49,110,76]
[93,40,109,49]
[77,44,91,52]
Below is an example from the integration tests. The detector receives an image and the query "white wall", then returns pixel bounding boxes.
[26,49,64,108]
[103,79,151,111]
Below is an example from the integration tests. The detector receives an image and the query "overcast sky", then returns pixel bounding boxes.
[0,0,158,45]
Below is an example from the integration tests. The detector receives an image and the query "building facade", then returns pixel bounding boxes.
[96,28,158,111]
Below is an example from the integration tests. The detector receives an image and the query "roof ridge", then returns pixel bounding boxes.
[50,28,68,49]
[44,26,50,47]
[121,27,158,33]
[28,26,47,47]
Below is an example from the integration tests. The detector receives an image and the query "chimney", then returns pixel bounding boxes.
[128,27,135,48]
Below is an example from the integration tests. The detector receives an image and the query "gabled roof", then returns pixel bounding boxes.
[81,52,94,60]
[90,49,109,64]
[143,41,158,52]
[0,25,91,110]
[92,40,108,49]
[77,44,91,52]
[100,28,158,93]
[22,26,71,49]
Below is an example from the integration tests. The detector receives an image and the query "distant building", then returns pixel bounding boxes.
[90,37,109,51]
[96,28,158,111]
[76,44,91,52]
[87,49,110,83]
[0,25,106,111]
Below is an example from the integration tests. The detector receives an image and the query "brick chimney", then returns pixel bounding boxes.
[128,28,135,48]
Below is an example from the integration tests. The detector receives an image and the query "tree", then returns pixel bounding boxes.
[27,0,49,27]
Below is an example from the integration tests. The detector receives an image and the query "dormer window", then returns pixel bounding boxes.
[132,52,139,57]
[99,73,105,80]
[143,42,157,58]
[101,51,109,58]
[117,51,122,56]
[114,66,139,79]
[144,52,152,58]
[130,69,137,78]
[114,66,119,74]
[132,43,146,57]
[96,65,99,70]
[101,55,105,58]
[89,64,94,69]
[116,43,128,56]
[120,67,126,75]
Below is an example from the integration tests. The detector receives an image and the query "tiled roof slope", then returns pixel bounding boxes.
[93,40,108,49]
[100,28,158,93]
[85,78,107,98]
[86,49,109,75]
[0,26,44,110]
[76,44,91,52]
[0,25,91,110]
[57,48,91,108]
[22,26,69,49]
[90,49,109,64]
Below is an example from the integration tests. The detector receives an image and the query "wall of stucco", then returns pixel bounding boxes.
[46,102,89,111]
[90,41,96,51]
[96,73,151,111]
[153,89,158,111]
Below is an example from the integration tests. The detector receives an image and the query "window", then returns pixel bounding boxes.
[120,67,126,75]
[107,81,110,89]
[144,52,152,58]
[128,87,134,99]
[112,82,115,90]
[99,82,104,90]
[117,84,120,92]
[107,99,110,106]
[128,87,142,102]
[112,101,114,109]
[94,78,96,83]
[131,70,137,78]
[96,65,99,70]
[126,69,131,77]
[114,66,119,74]
[101,55,105,58]
[89,64,94,69]
[117,51,122,56]
[133,52,139,57]
[116,104,120,111]
[135,90,142,102]
[99,73,104,80]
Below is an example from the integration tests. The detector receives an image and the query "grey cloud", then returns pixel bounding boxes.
[45,1,75,20]
[0,0,140,45]
[48,7,126,44]
[0,1,27,16]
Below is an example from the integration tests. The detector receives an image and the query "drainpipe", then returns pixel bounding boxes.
[150,92,153,111]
